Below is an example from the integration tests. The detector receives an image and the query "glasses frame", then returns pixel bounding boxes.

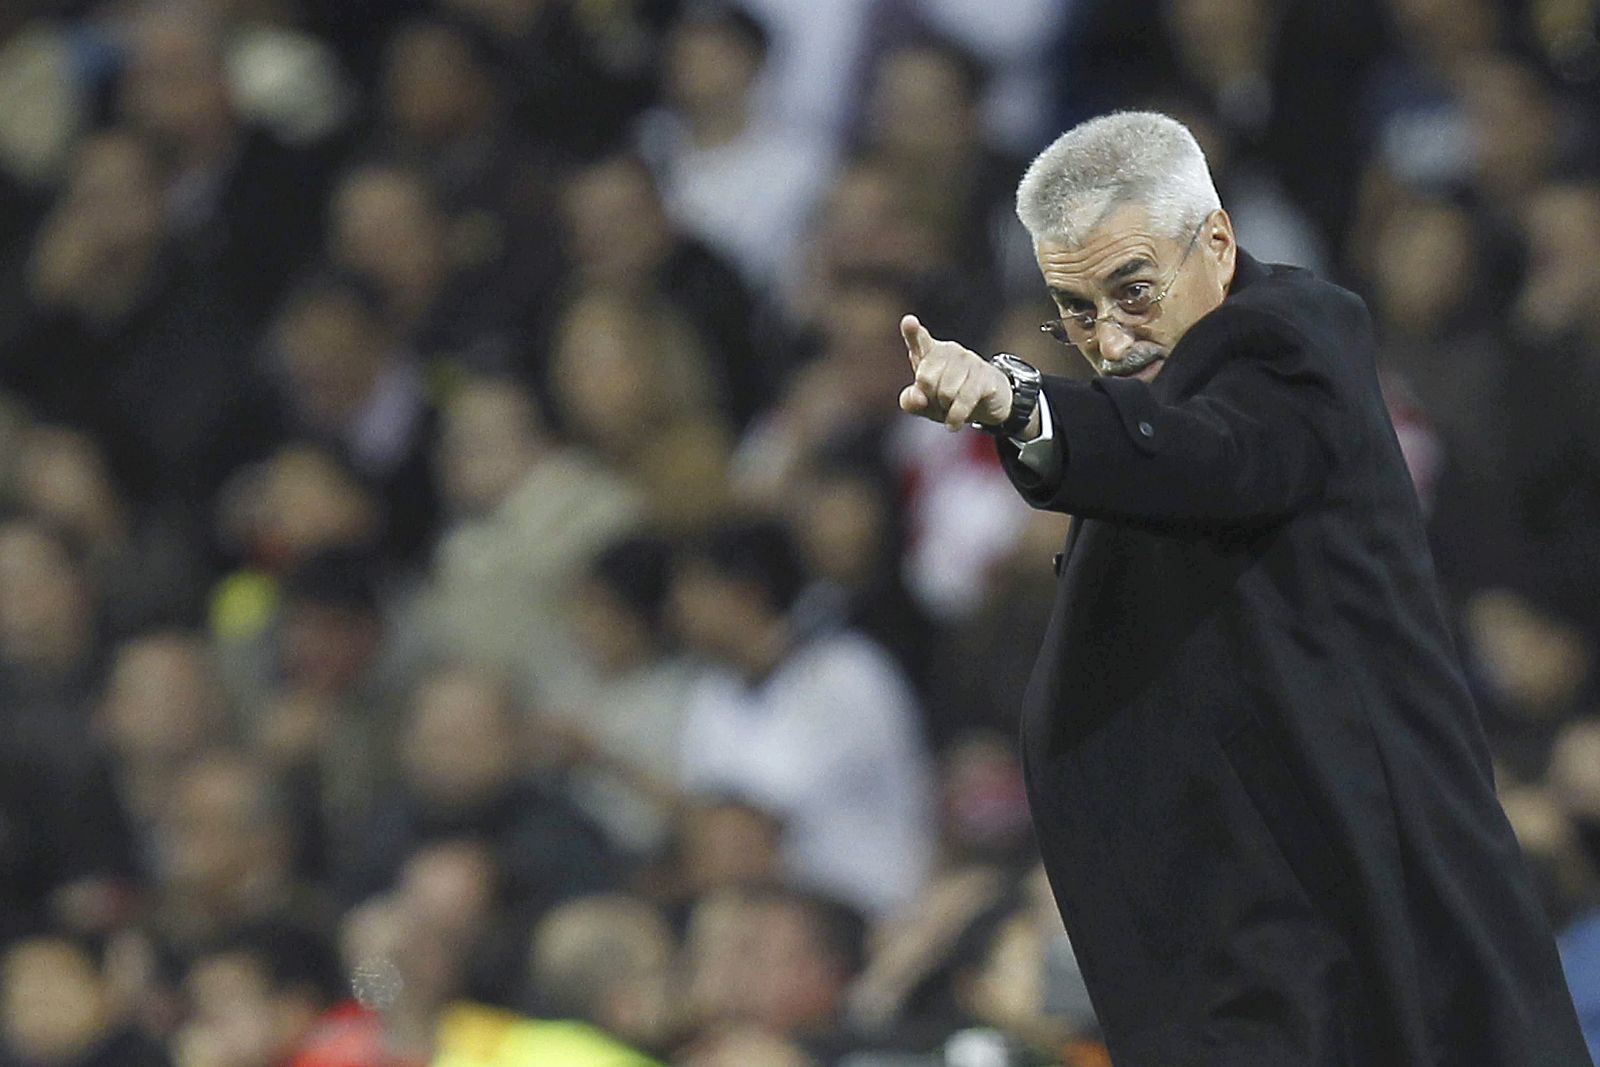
[1039,218,1208,346]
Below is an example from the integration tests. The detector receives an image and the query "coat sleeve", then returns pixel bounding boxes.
[999,308,1345,528]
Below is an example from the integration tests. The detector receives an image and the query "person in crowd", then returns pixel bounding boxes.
[541,534,698,853]
[270,274,441,566]
[337,666,622,916]
[560,154,766,427]
[97,631,234,844]
[144,750,326,956]
[423,376,641,704]
[0,935,170,1067]
[118,2,338,331]
[176,921,353,1067]
[6,129,271,515]
[526,894,676,1055]
[637,2,835,291]
[668,798,786,904]
[859,35,1021,301]
[327,163,523,377]
[548,290,732,536]
[672,519,934,915]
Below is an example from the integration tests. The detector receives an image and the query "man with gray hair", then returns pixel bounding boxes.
[900,111,1588,1064]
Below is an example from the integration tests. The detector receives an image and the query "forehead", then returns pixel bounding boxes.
[1035,206,1166,296]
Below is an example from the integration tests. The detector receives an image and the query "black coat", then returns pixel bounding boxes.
[999,252,1589,1065]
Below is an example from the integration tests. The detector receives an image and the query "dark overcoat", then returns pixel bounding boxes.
[1000,251,1591,1065]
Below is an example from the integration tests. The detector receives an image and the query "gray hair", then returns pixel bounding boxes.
[1015,111,1221,246]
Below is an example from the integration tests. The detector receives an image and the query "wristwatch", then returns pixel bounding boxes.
[986,353,1042,437]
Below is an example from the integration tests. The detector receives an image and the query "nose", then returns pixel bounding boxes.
[1095,318,1136,365]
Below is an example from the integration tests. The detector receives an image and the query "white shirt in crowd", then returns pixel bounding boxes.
[679,629,935,915]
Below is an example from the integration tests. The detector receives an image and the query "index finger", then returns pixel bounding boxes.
[900,314,931,369]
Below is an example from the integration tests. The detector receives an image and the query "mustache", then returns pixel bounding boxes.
[1099,344,1166,377]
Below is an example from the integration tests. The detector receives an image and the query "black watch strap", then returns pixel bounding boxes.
[988,354,1041,437]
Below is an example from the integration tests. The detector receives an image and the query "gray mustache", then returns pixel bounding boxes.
[1101,345,1166,376]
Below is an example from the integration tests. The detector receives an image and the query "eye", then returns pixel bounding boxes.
[1119,281,1155,308]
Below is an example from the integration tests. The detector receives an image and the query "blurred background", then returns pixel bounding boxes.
[0,0,1597,1064]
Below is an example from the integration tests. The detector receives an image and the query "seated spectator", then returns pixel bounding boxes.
[549,291,732,536]
[119,2,337,330]
[859,35,1021,300]
[13,424,204,635]
[670,797,786,904]
[9,129,269,514]
[0,935,169,1067]
[176,921,354,1067]
[543,534,698,852]
[784,451,932,689]
[97,630,234,838]
[0,514,104,770]
[423,377,640,704]
[561,154,766,427]
[328,162,525,376]
[672,520,934,914]
[681,885,866,1060]
[636,3,835,290]
[271,274,441,566]
[145,750,328,956]
[527,894,676,1054]
[338,666,622,917]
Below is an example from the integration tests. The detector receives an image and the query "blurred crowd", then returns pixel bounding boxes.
[0,0,1597,1064]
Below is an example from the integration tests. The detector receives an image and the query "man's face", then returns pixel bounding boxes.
[1036,204,1235,382]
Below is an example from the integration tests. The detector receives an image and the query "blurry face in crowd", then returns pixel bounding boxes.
[402,671,522,813]
[666,22,762,118]
[1390,0,1500,64]
[332,168,450,313]
[382,23,495,143]
[15,426,124,547]
[868,47,978,159]
[1036,204,1236,382]
[438,382,543,515]
[121,14,234,158]
[1370,199,1474,334]
[183,953,307,1067]
[238,446,381,565]
[531,897,677,1048]
[278,292,391,428]
[1457,55,1558,200]
[737,899,847,1036]
[440,0,549,39]
[792,473,886,589]
[1163,0,1274,82]
[570,578,656,676]
[162,755,287,901]
[1516,184,1600,338]
[676,801,783,896]
[1,939,109,1065]
[54,132,166,274]
[551,299,657,450]
[670,560,766,664]
[279,597,381,695]
[562,160,673,286]
[0,520,92,674]
[101,633,227,770]
[396,841,499,945]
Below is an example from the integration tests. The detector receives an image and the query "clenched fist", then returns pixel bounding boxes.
[897,315,1014,433]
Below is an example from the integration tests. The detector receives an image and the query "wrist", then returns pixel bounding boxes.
[986,354,1041,437]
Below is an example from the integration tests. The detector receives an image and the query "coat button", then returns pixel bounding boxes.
[1137,420,1154,437]
[1052,553,1063,576]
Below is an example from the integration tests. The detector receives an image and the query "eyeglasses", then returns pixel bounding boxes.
[1039,219,1206,345]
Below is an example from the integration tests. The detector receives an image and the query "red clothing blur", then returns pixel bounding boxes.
[288,1002,426,1067]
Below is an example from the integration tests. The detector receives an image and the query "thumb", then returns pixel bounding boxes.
[900,314,932,368]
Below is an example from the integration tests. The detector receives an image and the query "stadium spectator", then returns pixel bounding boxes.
[0,935,169,1067]
[543,533,698,852]
[638,3,836,290]
[423,377,640,703]
[548,290,732,535]
[672,520,934,914]
[337,666,622,916]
